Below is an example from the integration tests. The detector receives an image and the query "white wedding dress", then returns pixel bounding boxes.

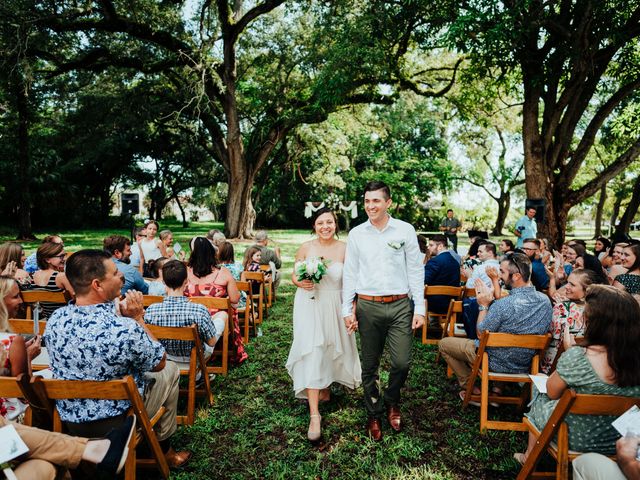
[285,259,362,399]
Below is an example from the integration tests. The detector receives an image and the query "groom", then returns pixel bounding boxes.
[342,180,425,441]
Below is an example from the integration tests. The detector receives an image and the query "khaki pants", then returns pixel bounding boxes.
[438,337,478,387]
[143,360,180,441]
[0,415,86,480]
[572,453,627,480]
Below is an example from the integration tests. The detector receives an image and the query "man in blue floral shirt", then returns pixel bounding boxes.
[45,249,191,468]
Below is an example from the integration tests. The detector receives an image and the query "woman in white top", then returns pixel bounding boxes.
[139,220,165,262]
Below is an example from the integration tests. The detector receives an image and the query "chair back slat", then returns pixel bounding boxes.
[242,271,265,282]
[146,324,198,341]
[189,296,230,309]
[21,290,69,303]
[236,281,251,292]
[571,394,640,415]
[36,378,131,400]
[143,295,165,307]
[9,318,47,335]
[0,376,25,398]
[484,332,551,350]
[424,285,464,297]
[464,287,477,298]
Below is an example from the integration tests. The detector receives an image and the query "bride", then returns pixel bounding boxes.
[286,207,362,443]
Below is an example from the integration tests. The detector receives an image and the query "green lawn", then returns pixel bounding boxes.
[3,222,528,478]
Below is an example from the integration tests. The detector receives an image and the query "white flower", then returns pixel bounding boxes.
[306,257,320,275]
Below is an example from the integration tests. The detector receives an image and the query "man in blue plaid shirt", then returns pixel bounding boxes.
[145,260,226,362]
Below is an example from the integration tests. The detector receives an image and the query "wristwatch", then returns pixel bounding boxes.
[478,305,490,312]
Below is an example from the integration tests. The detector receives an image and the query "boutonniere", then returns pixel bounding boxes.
[387,241,405,250]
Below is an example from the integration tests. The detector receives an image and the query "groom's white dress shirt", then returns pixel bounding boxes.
[342,216,426,318]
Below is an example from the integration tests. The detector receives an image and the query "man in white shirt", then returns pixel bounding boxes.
[464,241,500,288]
[342,180,425,441]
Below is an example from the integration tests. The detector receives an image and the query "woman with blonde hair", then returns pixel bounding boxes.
[0,242,30,284]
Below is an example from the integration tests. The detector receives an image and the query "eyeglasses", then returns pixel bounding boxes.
[53,254,66,260]
[521,247,537,252]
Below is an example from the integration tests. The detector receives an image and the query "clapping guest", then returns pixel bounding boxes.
[603,242,628,283]
[515,285,640,464]
[593,237,611,262]
[1,276,41,419]
[540,268,599,374]
[0,242,30,286]
[31,242,74,319]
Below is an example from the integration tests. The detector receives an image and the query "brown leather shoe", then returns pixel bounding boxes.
[366,417,383,441]
[387,405,402,432]
[165,447,192,468]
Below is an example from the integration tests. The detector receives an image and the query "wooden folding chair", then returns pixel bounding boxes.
[9,318,47,335]
[242,271,265,330]
[258,264,274,309]
[142,295,165,308]
[0,375,33,425]
[31,375,170,480]
[146,324,214,425]
[463,287,477,298]
[422,285,464,345]
[21,290,70,319]
[517,390,640,479]
[463,332,551,432]
[236,281,255,343]
[438,300,466,377]
[188,297,233,375]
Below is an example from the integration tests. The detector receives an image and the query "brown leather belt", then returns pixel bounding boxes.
[357,294,408,304]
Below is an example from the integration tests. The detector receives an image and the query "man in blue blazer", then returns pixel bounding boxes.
[424,234,461,316]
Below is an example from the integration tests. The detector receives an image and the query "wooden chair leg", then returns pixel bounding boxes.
[480,365,489,433]
[556,422,570,480]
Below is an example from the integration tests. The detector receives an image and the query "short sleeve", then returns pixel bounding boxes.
[556,347,592,387]
[126,320,165,372]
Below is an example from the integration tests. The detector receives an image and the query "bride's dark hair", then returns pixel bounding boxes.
[311,207,339,237]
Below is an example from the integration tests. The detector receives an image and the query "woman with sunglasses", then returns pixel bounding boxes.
[31,242,74,319]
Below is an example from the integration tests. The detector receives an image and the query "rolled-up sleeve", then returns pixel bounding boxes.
[405,228,426,316]
[342,233,359,318]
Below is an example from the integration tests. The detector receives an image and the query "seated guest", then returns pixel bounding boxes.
[129,226,147,273]
[462,236,483,271]
[424,234,461,316]
[573,436,640,480]
[103,235,149,295]
[439,253,552,403]
[521,238,549,291]
[568,240,608,284]
[1,275,41,420]
[515,285,640,464]
[159,230,185,261]
[0,242,31,286]
[248,230,281,288]
[593,236,611,263]
[217,242,246,309]
[541,268,598,374]
[145,260,226,362]
[417,234,428,264]
[464,241,500,288]
[243,246,264,273]
[613,243,640,294]
[146,257,169,296]
[605,242,629,283]
[211,232,227,250]
[44,250,190,467]
[499,239,515,259]
[539,238,552,264]
[187,237,247,365]
[31,242,74,319]
[23,235,64,275]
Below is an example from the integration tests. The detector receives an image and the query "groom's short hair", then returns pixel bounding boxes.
[363,180,391,200]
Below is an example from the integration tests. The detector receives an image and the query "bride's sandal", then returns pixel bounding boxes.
[307,414,322,443]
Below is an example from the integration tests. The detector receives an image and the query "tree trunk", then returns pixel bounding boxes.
[174,196,188,228]
[492,190,511,236]
[225,166,256,239]
[610,192,624,237]
[615,176,640,236]
[14,76,35,240]
[593,184,607,238]
[99,188,111,222]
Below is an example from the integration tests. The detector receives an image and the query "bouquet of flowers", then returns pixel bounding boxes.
[294,256,329,299]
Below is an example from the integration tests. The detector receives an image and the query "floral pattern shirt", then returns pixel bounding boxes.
[44,302,165,423]
[541,301,584,374]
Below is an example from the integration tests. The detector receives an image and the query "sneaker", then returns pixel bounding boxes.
[96,415,136,475]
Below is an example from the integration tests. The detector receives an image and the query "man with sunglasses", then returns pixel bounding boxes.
[439,253,552,403]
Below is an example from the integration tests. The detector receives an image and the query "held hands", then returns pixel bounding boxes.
[475,278,494,308]
[25,336,42,360]
[412,314,425,330]
[344,314,358,335]
[120,290,145,321]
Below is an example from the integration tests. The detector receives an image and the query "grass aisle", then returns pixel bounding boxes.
[171,282,525,479]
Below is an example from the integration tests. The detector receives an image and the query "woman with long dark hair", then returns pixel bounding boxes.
[515,285,640,464]
[612,243,640,294]
[185,237,246,364]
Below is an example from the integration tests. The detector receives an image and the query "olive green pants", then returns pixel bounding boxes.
[356,297,413,419]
